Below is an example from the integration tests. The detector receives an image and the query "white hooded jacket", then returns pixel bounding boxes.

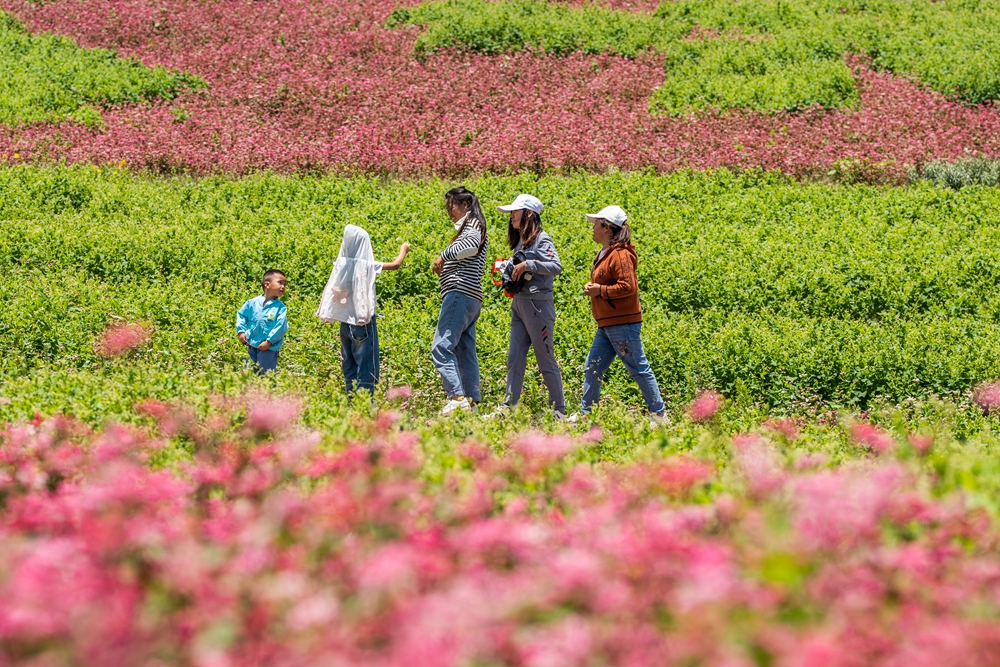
[316,225,382,325]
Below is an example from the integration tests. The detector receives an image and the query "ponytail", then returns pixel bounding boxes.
[605,221,632,249]
[446,187,488,256]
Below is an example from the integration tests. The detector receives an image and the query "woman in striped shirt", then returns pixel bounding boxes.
[431,187,489,415]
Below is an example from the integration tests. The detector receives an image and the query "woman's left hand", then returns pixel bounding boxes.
[511,262,528,281]
[583,282,602,297]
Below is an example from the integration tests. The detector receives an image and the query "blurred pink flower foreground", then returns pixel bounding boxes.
[0,402,996,666]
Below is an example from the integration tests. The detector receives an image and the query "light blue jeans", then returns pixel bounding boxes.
[581,322,664,414]
[432,291,483,402]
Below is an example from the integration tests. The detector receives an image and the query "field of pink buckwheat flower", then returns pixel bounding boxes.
[5,395,1000,667]
[2,0,1000,177]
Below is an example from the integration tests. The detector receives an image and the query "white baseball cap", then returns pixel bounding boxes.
[586,205,627,228]
[497,194,543,215]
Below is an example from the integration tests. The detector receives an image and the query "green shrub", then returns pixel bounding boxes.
[914,158,1000,189]
[0,11,203,127]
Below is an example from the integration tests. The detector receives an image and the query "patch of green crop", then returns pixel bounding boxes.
[388,0,675,57]
[0,12,203,127]
[654,31,858,114]
[389,0,1000,114]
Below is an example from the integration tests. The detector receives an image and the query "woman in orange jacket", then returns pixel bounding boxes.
[571,205,667,425]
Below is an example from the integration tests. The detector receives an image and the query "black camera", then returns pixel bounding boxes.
[501,250,531,295]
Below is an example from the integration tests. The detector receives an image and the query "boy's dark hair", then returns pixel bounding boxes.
[261,269,286,289]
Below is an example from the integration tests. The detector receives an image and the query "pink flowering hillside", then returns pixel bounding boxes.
[3,398,1000,666]
[1,0,1000,177]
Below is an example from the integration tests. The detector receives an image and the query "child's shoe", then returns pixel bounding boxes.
[441,397,471,415]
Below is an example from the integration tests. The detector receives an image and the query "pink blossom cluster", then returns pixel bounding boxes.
[687,389,724,422]
[2,0,1000,178]
[94,321,153,357]
[974,381,1000,413]
[849,421,896,455]
[1,401,999,665]
[762,417,800,440]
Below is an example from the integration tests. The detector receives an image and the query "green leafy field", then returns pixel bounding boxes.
[0,12,201,126]
[390,0,1000,113]
[2,165,1000,448]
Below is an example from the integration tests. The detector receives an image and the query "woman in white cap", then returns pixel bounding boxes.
[493,193,566,417]
[317,225,410,396]
[431,187,489,415]
[570,205,667,425]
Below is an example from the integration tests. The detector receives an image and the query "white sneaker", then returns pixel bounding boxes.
[649,411,671,428]
[441,397,471,415]
[554,411,566,421]
[482,404,510,420]
[566,413,588,424]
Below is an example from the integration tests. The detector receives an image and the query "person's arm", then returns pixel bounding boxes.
[524,234,562,276]
[258,307,288,351]
[236,301,251,344]
[600,249,637,300]
[381,242,411,272]
[440,227,481,262]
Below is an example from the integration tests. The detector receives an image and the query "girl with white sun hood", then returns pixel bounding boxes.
[318,224,410,395]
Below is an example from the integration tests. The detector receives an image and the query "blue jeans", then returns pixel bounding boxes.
[340,320,379,395]
[432,291,482,402]
[246,346,279,375]
[581,323,664,414]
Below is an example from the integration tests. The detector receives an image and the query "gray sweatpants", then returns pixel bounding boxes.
[505,297,565,413]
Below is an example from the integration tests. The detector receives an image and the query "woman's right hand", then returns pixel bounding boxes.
[432,255,445,275]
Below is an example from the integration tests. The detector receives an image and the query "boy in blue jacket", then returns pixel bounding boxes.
[236,269,288,374]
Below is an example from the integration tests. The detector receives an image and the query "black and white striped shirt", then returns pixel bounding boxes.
[440,215,488,301]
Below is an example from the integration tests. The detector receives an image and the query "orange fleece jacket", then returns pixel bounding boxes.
[589,244,642,327]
